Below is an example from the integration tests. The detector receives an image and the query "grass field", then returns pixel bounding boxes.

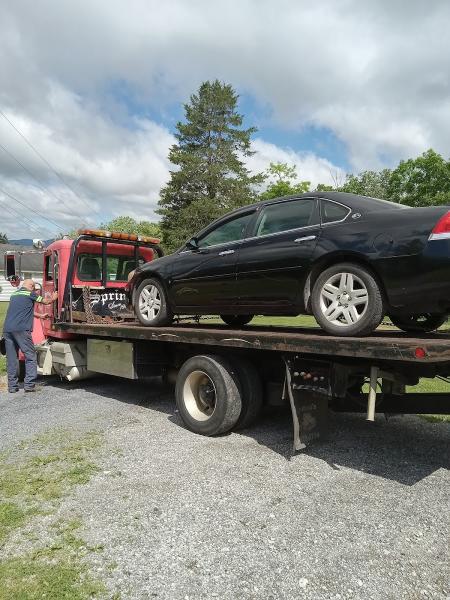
[0,302,449,400]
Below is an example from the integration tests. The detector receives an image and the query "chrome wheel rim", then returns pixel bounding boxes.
[138,284,162,322]
[319,272,369,327]
[183,370,216,421]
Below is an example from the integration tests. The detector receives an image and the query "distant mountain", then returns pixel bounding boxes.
[9,239,55,247]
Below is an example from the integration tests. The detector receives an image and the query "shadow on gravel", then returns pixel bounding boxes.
[47,377,449,486]
[243,409,450,486]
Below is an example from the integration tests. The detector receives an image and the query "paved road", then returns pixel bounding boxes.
[0,377,449,599]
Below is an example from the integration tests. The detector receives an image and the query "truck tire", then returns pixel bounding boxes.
[134,277,173,326]
[220,315,254,327]
[176,354,242,436]
[311,262,384,336]
[231,358,263,430]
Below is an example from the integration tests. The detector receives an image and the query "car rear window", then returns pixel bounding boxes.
[321,200,350,224]
[256,198,318,236]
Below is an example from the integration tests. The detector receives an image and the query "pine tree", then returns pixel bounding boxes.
[158,80,262,251]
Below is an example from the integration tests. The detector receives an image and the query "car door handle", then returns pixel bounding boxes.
[294,235,317,243]
[218,249,235,256]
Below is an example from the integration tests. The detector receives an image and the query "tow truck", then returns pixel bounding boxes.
[4,229,450,450]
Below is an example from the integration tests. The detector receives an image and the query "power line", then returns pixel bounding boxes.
[0,108,96,213]
[0,185,64,231]
[0,141,83,217]
[0,199,54,237]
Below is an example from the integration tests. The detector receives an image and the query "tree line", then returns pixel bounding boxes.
[100,80,450,253]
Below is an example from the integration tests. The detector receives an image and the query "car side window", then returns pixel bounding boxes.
[321,199,350,224]
[198,212,253,248]
[256,198,318,237]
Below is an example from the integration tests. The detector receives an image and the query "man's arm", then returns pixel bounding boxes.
[32,291,58,305]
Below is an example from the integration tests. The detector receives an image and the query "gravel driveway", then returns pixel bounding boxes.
[0,376,449,600]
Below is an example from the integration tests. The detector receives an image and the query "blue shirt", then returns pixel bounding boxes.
[3,288,44,333]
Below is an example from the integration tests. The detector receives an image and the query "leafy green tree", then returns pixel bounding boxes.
[387,149,450,206]
[158,80,262,252]
[260,162,310,200]
[99,216,161,239]
[339,169,392,199]
[0,232,8,244]
[315,183,334,192]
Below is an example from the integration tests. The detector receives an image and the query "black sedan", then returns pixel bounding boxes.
[129,192,450,336]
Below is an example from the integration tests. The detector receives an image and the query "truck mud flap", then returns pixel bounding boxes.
[284,356,330,451]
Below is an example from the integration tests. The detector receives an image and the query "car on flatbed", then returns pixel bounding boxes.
[129,192,450,336]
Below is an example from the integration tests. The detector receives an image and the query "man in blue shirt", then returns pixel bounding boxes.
[3,279,57,393]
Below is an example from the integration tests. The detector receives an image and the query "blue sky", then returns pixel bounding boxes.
[0,0,449,238]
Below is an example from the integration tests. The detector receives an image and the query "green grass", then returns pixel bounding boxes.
[0,429,106,599]
[0,302,7,331]
[0,503,28,544]
[0,556,104,600]
[0,430,102,502]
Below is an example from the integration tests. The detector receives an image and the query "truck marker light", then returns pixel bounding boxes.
[414,347,426,359]
[78,229,160,244]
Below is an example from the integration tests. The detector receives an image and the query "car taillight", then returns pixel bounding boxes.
[429,211,450,240]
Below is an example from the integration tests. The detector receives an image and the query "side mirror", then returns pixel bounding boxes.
[186,237,199,251]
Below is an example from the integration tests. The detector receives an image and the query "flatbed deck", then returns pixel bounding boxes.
[56,322,450,364]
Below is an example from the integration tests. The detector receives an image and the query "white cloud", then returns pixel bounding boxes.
[248,139,345,189]
[1,0,449,236]
[0,84,175,237]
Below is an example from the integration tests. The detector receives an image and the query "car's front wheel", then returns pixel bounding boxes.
[389,313,447,333]
[134,277,173,326]
[311,263,384,336]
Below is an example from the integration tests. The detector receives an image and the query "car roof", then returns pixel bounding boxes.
[227,191,406,218]
[191,191,407,242]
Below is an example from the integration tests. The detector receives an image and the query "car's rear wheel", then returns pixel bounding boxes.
[311,263,384,336]
[220,314,254,327]
[389,313,447,333]
[134,277,173,326]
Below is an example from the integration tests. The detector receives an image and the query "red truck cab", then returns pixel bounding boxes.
[33,231,160,344]
[4,230,162,379]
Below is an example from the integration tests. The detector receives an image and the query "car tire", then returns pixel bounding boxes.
[389,313,447,333]
[220,314,254,327]
[176,354,242,436]
[134,277,173,326]
[231,358,263,430]
[311,263,384,336]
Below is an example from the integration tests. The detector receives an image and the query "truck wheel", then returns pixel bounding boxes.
[220,315,254,327]
[176,355,242,436]
[231,358,263,430]
[389,313,447,333]
[134,278,173,326]
[311,263,384,336]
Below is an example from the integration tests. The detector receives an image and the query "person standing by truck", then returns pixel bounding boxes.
[2,279,57,393]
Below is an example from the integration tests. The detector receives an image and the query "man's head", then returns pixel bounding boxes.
[22,279,36,291]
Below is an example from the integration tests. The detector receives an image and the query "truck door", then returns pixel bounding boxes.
[36,251,58,338]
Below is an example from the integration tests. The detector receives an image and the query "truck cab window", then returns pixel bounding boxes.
[44,254,53,281]
[77,254,103,281]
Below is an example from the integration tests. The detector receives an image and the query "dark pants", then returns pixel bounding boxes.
[4,331,37,391]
